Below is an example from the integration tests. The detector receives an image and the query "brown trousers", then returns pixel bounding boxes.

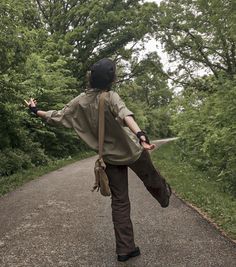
[105,150,169,255]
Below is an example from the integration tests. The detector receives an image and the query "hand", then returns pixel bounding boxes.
[24,98,37,107]
[140,136,156,150]
[24,98,39,115]
[136,130,155,150]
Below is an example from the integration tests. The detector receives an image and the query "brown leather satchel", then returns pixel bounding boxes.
[92,91,111,197]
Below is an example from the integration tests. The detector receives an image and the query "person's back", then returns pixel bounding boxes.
[68,89,143,164]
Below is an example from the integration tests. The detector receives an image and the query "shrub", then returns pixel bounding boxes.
[0,149,32,176]
[172,78,236,195]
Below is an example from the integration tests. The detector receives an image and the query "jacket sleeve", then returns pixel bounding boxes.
[109,91,134,126]
[44,96,80,128]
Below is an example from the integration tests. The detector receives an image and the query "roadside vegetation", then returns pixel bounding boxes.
[152,141,236,240]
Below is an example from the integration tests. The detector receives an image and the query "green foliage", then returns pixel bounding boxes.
[146,107,172,138]
[154,0,236,83]
[21,51,83,159]
[152,142,236,239]
[171,77,236,195]
[0,0,41,73]
[117,52,173,138]
[0,149,32,176]
[132,52,172,108]
[151,0,236,198]
[117,86,172,138]
[35,0,159,85]
[0,0,81,176]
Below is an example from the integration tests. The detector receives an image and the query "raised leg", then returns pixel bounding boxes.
[129,150,171,207]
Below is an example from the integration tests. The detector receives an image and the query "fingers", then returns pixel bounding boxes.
[24,99,29,106]
[149,144,156,150]
[24,98,37,107]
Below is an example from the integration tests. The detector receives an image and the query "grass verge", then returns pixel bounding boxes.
[0,150,95,197]
[151,141,236,241]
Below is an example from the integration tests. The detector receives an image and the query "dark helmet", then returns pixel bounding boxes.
[90,58,116,89]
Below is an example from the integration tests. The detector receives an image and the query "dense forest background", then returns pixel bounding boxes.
[0,0,235,196]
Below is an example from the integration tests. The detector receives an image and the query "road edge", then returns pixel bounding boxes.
[152,138,236,245]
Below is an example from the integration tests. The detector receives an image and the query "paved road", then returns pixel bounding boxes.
[0,139,235,267]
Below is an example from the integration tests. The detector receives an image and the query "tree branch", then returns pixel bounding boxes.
[184,30,219,78]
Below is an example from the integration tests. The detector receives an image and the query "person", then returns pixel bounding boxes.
[25,58,172,262]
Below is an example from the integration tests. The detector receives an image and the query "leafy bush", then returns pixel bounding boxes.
[146,107,172,138]
[0,149,32,176]
[172,77,236,195]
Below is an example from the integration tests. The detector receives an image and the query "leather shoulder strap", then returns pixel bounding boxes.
[98,92,107,159]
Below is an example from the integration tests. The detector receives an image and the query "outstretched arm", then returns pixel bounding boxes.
[24,98,73,128]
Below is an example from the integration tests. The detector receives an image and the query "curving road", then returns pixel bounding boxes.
[0,139,235,267]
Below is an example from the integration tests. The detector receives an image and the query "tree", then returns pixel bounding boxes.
[0,0,51,176]
[153,0,236,85]
[35,0,158,86]
[132,52,172,108]
[116,52,173,138]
